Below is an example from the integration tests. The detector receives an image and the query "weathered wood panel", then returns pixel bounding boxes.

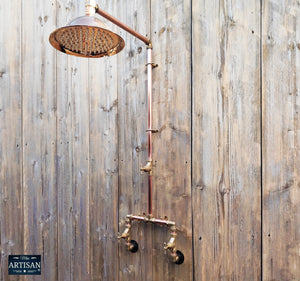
[151,0,193,280]
[192,0,261,280]
[21,0,57,280]
[0,0,23,280]
[262,1,300,280]
[55,1,90,280]
[117,0,152,280]
[88,1,119,280]
[2,0,300,280]
[55,2,77,280]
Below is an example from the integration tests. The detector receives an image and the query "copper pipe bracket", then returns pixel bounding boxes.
[146,129,158,133]
[119,214,184,264]
[145,62,158,69]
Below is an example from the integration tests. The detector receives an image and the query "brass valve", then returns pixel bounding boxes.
[140,160,152,173]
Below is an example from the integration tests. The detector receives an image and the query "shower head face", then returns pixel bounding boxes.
[49,16,125,58]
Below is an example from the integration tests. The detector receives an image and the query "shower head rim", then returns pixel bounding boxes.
[49,24,125,58]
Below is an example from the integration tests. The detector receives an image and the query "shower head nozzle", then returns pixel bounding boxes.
[49,15,125,58]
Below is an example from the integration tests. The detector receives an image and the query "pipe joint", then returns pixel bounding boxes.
[146,41,153,49]
[140,160,152,174]
[85,0,96,16]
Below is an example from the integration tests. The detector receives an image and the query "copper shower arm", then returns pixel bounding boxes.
[95,5,151,46]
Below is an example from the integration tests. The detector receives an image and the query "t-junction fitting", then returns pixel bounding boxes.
[118,214,184,264]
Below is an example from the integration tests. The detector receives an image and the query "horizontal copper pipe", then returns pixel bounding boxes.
[96,6,151,45]
[127,215,176,226]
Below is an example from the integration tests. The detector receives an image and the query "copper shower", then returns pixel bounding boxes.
[49,0,184,265]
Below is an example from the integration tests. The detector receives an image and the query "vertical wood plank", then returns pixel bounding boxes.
[89,55,119,280]
[0,0,23,280]
[151,0,193,280]
[21,0,57,280]
[55,1,90,280]
[117,0,152,280]
[55,2,75,280]
[262,1,300,280]
[192,0,261,280]
[88,1,119,280]
[70,55,90,281]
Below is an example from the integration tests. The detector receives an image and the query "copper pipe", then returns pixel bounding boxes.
[147,47,153,214]
[150,217,175,226]
[127,214,176,226]
[95,6,151,45]
[148,176,153,214]
[85,0,96,16]
[147,47,153,160]
[95,4,153,214]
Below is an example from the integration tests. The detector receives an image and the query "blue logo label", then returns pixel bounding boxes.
[8,255,41,275]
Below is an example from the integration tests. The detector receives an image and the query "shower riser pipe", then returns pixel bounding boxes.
[147,47,153,215]
[95,4,153,214]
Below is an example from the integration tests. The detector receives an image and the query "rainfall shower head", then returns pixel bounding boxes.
[49,15,125,58]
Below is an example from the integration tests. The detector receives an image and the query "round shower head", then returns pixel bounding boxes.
[49,16,125,58]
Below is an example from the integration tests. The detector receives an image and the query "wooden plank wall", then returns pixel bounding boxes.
[21,1,57,281]
[262,1,300,280]
[192,0,262,280]
[117,0,152,280]
[0,0,299,281]
[0,0,23,280]
[88,1,119,280]
[151,0,193,280]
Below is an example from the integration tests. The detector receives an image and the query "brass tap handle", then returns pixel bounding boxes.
[118,231,129,239]
[118,223,131,239]
[164,237,176,250]
[140,160,152,173]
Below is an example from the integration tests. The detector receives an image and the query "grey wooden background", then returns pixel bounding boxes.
[0,0,299,280]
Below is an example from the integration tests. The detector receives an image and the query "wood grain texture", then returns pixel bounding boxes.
[55,2,76,280]
[2,0,300,280]
[21,0,57,280]
[88,1,119,280]
[151,0,193,280]
[0,0,23,280]
[55,1,90,280]
[262,1,300,280]
[192,0,261,280]
[117,0,153,280]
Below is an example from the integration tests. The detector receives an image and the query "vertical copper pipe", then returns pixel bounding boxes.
[148,176,153,214]
[147,47,153,160]
[147,47,153,215]
[85,0,96,16]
